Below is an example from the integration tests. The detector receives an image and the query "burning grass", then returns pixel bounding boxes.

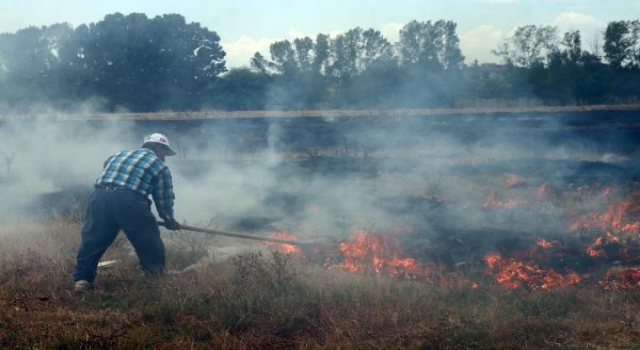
[1,220,640,349]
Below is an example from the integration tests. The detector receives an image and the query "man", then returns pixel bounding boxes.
[73,133,182,293]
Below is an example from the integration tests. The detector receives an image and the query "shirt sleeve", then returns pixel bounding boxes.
[103,154,115,169]
[151,165,175,220]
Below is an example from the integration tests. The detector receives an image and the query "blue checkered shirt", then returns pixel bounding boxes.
[95,148,175,220]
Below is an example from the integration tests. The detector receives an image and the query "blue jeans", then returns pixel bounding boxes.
[73,187,165,283]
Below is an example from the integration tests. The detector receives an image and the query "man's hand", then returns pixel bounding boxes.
[163,218,181,231]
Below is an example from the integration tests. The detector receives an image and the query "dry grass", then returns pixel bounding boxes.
[1,220,640,349]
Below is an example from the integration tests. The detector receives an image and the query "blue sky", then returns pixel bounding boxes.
[0,0,636,68]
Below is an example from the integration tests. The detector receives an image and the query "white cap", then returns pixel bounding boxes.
[142,133,177,156]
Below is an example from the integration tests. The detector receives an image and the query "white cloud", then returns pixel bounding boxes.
[223,21,510,68]
[222,28,324,69]
[221,35,278,68]
[552,12,607,53]
[380,22,403,43]
[287,27,306,39]
[460,25,504,64]
[552,12,606,35]
[220,26,356,69]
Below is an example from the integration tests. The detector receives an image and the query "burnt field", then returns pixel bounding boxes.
[22,109,640,286]
[3,109,640,348]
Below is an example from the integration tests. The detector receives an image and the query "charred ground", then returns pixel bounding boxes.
[3,108,640,348]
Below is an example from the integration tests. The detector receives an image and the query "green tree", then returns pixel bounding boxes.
[326,28,396,107]
[209,68,270,110]
[250,35,334,109]
[58,12,226,112]
[0,24,73,111]
[493,25,558,68]
[394,20,464,107]
[604,20,639,68]
[442,21,464,70]
[397,20,444,70]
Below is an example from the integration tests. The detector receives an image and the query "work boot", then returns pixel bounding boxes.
[74,280,93,294]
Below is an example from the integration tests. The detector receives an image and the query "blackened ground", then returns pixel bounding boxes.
[31,110,640,242]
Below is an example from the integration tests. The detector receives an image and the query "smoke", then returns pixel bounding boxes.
[0,118,128,220]
[1,110,637,251]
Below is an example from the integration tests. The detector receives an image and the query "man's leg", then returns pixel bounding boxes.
[73,190,120,283]
[115,190,166,276]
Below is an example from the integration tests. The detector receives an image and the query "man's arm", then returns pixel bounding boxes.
[151,165,179,230]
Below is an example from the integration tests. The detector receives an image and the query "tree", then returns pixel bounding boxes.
[57,12,226,111]
[604,20,639,68]
[324,28,397,107]
[442,21,465,70]
[250,35,334,109]
[326,28,363,79]
[209,68,270,110]
[493,25,558,68]
[393,20,465,108]
[397,20,444,70]
[0,24,74,110]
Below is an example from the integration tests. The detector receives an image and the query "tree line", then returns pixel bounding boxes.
[0,13,638,113]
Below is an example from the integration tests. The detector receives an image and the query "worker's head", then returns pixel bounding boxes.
[142,133,176,160]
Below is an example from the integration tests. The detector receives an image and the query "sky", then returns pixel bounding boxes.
[0,0,636,68]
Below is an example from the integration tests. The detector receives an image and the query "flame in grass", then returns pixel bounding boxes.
[335,229,419,278]
[331,228,473,286]
[263,226,471,285]
[587,237,608,258]
[570,201,640,235]
[600,267,640,290]
[266,230,304,256]
[484,253,581,290]
[504,173,524,188]
[537,238,553,249]
[262,185,640,291]
[483,189,526,209]
[264,226,638,291]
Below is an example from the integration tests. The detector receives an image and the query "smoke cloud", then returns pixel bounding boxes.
[1,110,636,252]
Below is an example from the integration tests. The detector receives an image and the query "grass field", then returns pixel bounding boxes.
[3,108,640,348]
[1,220,640,349]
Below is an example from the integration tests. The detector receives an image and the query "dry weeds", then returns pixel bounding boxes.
[1,220,639,349]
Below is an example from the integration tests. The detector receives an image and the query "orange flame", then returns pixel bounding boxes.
[266,230,303,255]
[484,253,581,290]
[331,229,476,287]
[483,189,526,209]
[570,201,640,235]
[536,183,548,197]
[587,237,606,258]
[600,267,640,290]
[537,238,553,249]
[504,174,523,188]
[336,229,394,275]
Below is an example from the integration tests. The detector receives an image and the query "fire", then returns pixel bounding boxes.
[262,182,640,292]
[504,173,523,188]
[484,253,581,290]
[570,201,640,235]
[335,229,412,276]
[536,183,548,196]
[266,230,303,255]
[483,189,525,209]
[587,237,607,258]
[600,267,640,290]
[326,228,475,287]
[537,238,553,249]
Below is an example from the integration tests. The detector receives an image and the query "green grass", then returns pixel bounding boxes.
[1,220,640,349]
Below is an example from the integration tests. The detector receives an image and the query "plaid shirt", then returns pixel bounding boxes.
[95,148,175,220]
